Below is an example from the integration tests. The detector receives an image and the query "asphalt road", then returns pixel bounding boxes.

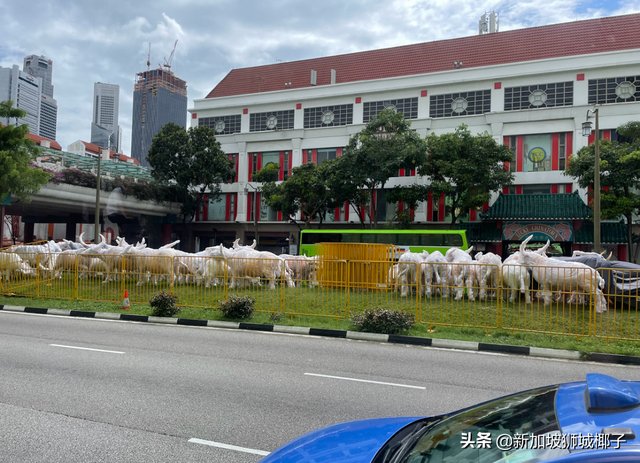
[1,311,639,463]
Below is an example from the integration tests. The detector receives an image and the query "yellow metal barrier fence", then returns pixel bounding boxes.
[419,262,499,331]
[593,267,640,342]
[3,250,640,344]
[499,264,594,339]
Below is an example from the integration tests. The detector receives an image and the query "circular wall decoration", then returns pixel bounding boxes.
[528,147,547,163]
[321,110,335,125]
[615,81,636,99]
[214,120,225,133]
[529,89,547,107]
[266,115,278,129]
[384,104,397,113]
[451,97,468,114]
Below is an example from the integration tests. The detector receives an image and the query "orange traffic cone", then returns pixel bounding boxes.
[122,290,130,310]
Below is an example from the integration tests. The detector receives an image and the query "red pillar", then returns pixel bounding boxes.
[0,206,4,247]
[162,224,172,245]
[618,244,627,262]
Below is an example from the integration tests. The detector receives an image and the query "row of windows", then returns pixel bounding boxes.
[249,110,295,132]
[303,105,353,128]
[201,75,639,134]
[199,115,242,135]
[505,82,573,111]
[362,98,418,123]
[588,76,640,104]
[429,90,491,118]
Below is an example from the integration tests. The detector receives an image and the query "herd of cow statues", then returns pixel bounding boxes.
[0,234,617,313]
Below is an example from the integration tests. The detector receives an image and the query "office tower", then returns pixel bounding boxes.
[131,68,187,166]
[23,55,57,140]
[91,82,121,152]
[0,65,42,134]
[23,55,53,97]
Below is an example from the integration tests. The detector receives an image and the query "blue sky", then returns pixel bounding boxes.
[1,0,639,156]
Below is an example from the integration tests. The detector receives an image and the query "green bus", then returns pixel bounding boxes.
[299,229,469,257]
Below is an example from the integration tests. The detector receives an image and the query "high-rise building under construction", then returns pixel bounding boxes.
[131,68,187,166]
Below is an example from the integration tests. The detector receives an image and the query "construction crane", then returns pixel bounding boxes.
[146,42,151,72]
[162,40,178,72]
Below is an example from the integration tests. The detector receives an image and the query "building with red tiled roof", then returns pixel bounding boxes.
[207,14,640,99]
[191,13,640,260]
[66,140,140,165]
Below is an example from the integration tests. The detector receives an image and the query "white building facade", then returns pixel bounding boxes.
[189,14,640,258]
[23,54,58,141]
[91,82,121,153]
[0,65,42,135]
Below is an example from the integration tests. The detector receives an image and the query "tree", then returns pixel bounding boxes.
[256,162,339,229]
[335,109,428,228]
[147,123,235,222]
[385,185,431,228]
[565,121,640,262]
[419,125,514,228]
[0,101,52,202]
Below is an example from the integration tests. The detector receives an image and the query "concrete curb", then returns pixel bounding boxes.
[1,304,639,366]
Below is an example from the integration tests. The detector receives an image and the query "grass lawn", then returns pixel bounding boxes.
[1,274,639,358]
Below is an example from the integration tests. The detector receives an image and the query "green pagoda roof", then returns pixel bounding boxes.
[458,222,502,242]
[482,193,592,220]
[575,222,628,244]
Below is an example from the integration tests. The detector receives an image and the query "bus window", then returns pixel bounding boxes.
[397,234,419,246]
[419,234,443,246]
[341,233,361,243]
[301,233,342,244]
[443,234,464,246]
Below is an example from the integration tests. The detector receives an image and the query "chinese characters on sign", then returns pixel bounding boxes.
[461,432,626,451]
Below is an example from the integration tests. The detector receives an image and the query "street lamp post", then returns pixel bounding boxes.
[582,108,600,253]
[244,184,259,248]
[94,153,102,243]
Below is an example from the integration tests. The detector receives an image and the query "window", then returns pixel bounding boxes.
[249,152,291,180]
[504,82,573,111]
[362,98,418,123]
[261,152,280,170]
[522,184,551,194]
[522,134,552,172]
[249,110,294,132]
[429,90,491,118]
[316,148,337,165]
[229,194,235,221]
[207,196,226,221]
[559,133,566,170]
[260,197,278,221]
[199,115,242,135]
[589,76,640,104]
[432,195,440,222]
[304,105,353,128]
[399,386,566,463]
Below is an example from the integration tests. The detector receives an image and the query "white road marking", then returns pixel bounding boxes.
[188,438,270,456]
[305,372,426,389]
[49,344,125,354]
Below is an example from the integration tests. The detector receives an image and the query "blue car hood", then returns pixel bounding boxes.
[260,416,425,463]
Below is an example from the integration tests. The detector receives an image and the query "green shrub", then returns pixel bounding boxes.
[351,308,415,334]
[218,295,255,320]
[150,291,180,317]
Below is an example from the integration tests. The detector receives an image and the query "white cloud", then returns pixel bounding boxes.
[0,0,637,157]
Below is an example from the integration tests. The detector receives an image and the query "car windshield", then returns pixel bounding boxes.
[399,385,570,463]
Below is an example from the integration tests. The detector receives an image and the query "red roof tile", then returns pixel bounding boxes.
[81,141,102,154]
[25,132,62,151]
[207,14,640,99]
